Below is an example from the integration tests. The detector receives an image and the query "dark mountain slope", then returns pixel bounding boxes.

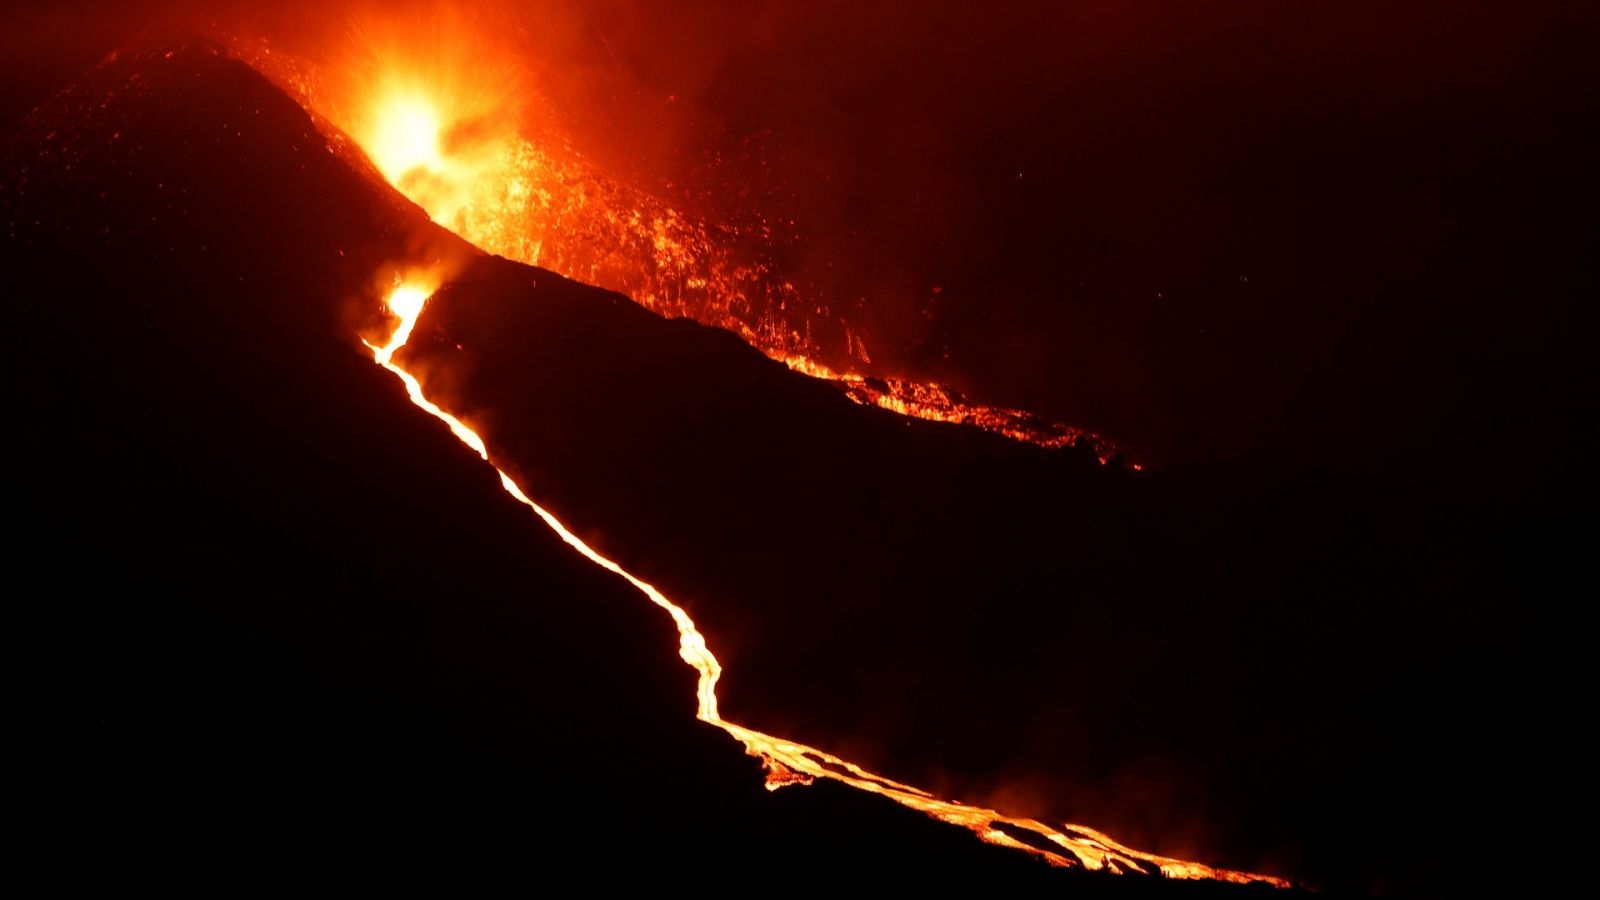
[2,38,1574,895]
[0,39,1326,894]
[396,209,1572,895]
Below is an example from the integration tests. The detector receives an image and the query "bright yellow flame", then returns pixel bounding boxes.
[373,283,430,365]
[318,8,526,233]
[357,84,498,228]
[363,277,1288,887]
[368,93,445,185]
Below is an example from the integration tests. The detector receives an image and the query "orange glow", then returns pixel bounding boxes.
[306,8,527,235]
[237,25,1119,460]
[364,277,1285,886]
[367,92,444,182]
[775,352,1103,452]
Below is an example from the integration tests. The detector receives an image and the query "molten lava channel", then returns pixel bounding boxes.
[365,279,1287,885]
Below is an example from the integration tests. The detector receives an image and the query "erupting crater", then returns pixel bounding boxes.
[239,27,1122,460]
[303,16,1283,882]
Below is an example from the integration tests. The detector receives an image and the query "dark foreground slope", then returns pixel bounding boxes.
[3,39,1576,895]
[395,177,1579,895]
[401,245,1578,899]
[0,40,1315,895]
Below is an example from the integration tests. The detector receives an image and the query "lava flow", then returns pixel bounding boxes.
[365,277,1285,885]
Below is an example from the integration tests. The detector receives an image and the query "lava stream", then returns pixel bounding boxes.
[365,278,1287,886]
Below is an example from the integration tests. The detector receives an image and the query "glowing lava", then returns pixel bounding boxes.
[364,278,1284,885]
[355,85,1112,455]
[235,28,1119,459]
[368,93,445,183]
[327,12,1249,877]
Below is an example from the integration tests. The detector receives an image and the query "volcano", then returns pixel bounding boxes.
[5,36,1576,895]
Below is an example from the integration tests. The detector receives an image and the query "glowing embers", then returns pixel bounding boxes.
[361,276,1283,886]
[313,31,1118,459]
[775,351,1107,455]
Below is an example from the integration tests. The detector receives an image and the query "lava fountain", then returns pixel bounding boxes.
[237,21,1119,458]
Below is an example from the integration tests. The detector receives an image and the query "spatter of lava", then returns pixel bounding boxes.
[236,31,1119,461]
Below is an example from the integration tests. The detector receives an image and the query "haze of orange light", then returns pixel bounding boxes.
[335,8,528,232]
[285,15,1117,458]
[363,276,1285,887]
